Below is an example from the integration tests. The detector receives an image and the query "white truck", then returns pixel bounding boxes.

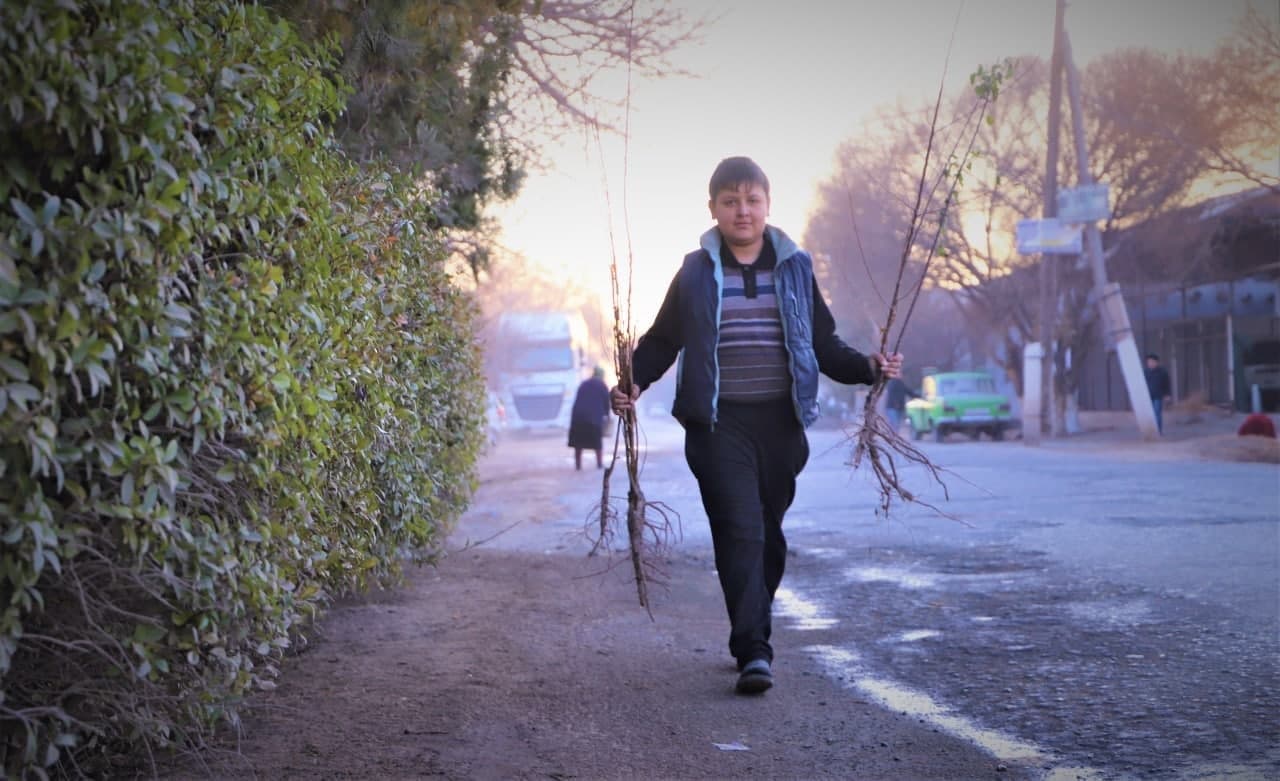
[492,310,592,431]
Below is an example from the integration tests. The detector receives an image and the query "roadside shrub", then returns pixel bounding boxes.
[0,1,484,774]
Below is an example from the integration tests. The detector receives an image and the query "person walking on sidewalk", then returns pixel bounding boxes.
[1144,353,1172,434]
[610,156,903,695]
[568,366,611,470]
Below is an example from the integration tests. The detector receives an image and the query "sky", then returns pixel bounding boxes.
[492,0,1275,328]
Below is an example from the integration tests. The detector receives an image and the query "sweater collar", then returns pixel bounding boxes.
[721,232,777,270]
[700,224,799,265]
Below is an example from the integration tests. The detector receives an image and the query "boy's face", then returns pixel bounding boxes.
[709,182,770,248]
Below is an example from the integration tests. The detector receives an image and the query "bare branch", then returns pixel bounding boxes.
[502,0,705,135]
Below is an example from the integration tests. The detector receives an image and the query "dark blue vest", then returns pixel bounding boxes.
[671,227,821,428]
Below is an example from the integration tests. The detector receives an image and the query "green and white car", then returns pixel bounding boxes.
[906,371,1014,442]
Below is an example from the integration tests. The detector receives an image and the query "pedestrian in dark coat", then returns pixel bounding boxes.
[1144,353,1172,434]
[568,367,610,470]
[883,376,918,434]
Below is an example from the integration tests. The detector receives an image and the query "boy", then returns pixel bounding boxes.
[611,156,902,694]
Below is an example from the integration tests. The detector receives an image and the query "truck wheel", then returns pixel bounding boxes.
[991,426,1005,441]
[933,424,946,443]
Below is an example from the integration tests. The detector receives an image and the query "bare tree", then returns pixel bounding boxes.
[806,120,1000,383]
[810,31,1269,419]
[821,54,1014,520]
[935,60,1046,385]
[805,127,923,348]
[503,0,701,133]
[1176,6,1280,192]
[1083,48,1212,231]
[931,43,1264,405]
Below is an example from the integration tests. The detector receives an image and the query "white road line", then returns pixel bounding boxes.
[779,568,1280,780]
[775,586,1111,777]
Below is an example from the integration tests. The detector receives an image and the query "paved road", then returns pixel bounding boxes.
[510,414,1279,780]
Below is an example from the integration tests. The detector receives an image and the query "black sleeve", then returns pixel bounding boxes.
[630,272,683,391]
[812,277,878,386]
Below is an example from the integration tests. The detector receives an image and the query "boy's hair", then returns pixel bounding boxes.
[1146,352,1160,361]
[709,156,769,199]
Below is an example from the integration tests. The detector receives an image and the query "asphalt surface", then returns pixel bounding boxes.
[495,411,1280,780]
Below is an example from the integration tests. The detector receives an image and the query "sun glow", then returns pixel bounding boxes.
[494,0,1272,332]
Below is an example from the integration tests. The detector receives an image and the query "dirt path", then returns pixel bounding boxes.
[175,549,1022,780]
[162,438,1025,780]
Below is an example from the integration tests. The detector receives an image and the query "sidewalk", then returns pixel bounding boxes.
[1036,407,1279,464]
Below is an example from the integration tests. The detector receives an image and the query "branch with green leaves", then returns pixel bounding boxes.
[849,59,1013,520]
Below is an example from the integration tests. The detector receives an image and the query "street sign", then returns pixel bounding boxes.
[1016,218,1082,255]
[1057,183,1110,223]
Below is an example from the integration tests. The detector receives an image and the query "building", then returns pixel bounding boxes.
[1077,189,1280,412]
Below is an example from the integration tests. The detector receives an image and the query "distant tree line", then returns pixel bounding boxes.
[804,7,1279,414]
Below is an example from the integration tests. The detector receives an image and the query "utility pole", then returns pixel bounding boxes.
[1039,0,1066,440]
[1061,29,1160,441]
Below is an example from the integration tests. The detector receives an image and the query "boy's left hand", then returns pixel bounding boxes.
[872,352,904,379]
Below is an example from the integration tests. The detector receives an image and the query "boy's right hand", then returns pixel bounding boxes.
[610,384,639,414]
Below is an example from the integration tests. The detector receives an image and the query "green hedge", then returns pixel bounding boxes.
[0,1,484,774]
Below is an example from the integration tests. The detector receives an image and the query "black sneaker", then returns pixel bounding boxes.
[735,658,773,695]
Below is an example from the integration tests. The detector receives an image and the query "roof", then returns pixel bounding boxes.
[1108,187,1280,286]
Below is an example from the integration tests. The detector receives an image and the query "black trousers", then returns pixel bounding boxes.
[683,398,810,666]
